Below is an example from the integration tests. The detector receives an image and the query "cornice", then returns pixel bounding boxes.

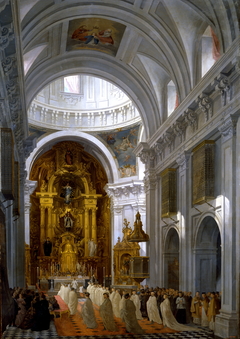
[148,37,240,148]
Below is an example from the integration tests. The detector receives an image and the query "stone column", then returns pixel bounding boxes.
[176,152,191,291]
[215,114,239,338]
[24,180,37,245]
[136,144,157,286]
[144,168,157,286]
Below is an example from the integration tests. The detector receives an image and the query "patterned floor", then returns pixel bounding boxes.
[2,322,214,339]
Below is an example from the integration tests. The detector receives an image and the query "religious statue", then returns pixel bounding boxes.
[65,148,73,165]
[40,179,47,192]
[97,239,104,257]
[43,237,52,256]
[52,238,61,256]
[88,238,97,257]
[64,212,73,230]
[60,239,77,272]
[62,182,73,204]
[76,239,84,256]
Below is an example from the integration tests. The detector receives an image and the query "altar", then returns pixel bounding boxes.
[48,276,89,291]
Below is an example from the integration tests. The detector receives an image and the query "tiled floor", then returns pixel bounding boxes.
[2,322,214,339]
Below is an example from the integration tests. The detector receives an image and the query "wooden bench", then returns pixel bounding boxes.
[50,295,70,318]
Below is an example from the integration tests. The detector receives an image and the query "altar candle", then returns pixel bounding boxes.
[37,267,39,277]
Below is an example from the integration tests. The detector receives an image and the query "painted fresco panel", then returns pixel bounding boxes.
[67,18,126,56]
[98,126,139,178]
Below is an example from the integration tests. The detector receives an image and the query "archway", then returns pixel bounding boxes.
[28,140,111,286]
[194,216,221,293]
[163,227,179,290]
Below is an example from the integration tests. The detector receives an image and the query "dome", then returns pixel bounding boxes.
[28,75,141,131]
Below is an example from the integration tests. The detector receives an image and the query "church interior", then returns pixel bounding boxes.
[0,0,240,338]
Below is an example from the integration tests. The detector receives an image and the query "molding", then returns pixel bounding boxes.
[218,111,239,143]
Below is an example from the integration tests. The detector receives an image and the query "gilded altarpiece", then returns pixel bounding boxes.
[29,141,110,284]
[192,140,215,205]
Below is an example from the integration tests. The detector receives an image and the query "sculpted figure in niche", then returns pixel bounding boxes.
[65,148,73,165]
[88,238,97,257]
[62,183,73,204]
[97,239,104,257]
[40,179,47,192]
[64,212,73,230]
[76,239,84,257]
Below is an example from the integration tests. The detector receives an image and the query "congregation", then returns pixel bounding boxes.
[8,282,221,335]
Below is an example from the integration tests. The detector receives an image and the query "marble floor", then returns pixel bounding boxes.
[2,322,214,339]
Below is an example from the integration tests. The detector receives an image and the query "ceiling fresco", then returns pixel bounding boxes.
[67,17,126,56]
[98,125,140,178]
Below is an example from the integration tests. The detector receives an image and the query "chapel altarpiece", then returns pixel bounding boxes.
[28,141,110,284]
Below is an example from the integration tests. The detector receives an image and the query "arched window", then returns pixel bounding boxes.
[201,26,220,76]
[167,80,177,117]
[63,75,80,93]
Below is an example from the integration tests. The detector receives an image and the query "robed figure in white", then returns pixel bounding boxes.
[112,289,121,318]
[146,292,162,324]
[63,284,71,304]
[68,288,78,315]
[160,294,202,332]
[130,291,142,320]
[57,284,65,300]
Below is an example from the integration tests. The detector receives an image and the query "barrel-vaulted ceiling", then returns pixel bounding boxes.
[20,0,239,139]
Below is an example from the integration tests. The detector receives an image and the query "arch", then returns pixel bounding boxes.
[193,215,221,294]
[163,226,180,290]
[25,53,160,139]
[194,211,222,248]
[25,131,119,184]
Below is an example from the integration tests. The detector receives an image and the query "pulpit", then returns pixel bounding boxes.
[113,219,140,285]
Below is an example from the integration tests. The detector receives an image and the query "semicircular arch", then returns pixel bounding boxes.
[25,131,119,184]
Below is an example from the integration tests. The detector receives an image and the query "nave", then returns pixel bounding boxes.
[3,287,215,339]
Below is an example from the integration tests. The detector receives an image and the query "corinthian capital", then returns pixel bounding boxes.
[25,179,38,196]
[176,151,191,173]
[134,142,155,168]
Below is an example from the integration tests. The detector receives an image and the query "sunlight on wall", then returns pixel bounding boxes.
[201,26,216,77]
[167,80,176,117]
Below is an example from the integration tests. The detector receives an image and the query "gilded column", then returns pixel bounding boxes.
[52,210,57,238]
[40,206,46,243]
[84,207,89,256]
[91,207,98,243]
[47,206,53,239]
